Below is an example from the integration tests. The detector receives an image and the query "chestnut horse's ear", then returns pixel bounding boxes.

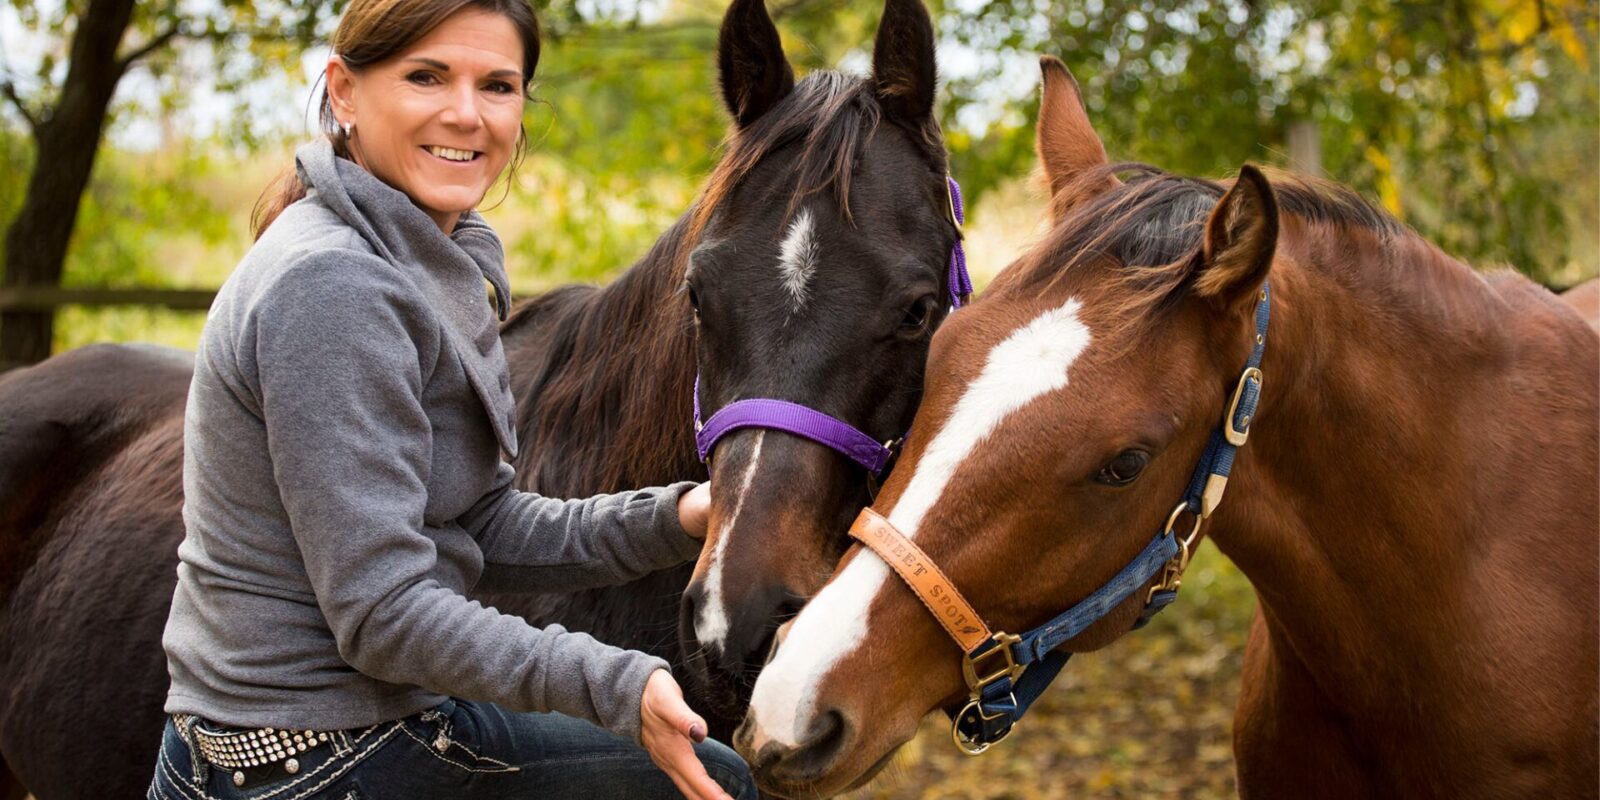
[1195,165,1279,310]
[871,0,937,125]
[718,0,794,128]
[1037,56,1117,215]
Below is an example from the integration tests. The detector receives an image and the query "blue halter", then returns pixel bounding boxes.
[945,283,1271,754]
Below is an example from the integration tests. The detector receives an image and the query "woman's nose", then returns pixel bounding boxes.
[439,83,482,131]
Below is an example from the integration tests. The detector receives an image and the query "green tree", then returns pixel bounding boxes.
[0,0,337,369]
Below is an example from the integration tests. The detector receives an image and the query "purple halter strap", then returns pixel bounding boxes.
[692,175,974,475]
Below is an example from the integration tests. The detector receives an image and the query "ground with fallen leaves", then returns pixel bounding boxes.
[850,543,1253,799]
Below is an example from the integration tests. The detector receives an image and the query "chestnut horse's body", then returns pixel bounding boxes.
[740,58,1598,799]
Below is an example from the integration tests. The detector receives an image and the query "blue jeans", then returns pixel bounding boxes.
[148,698,757,799]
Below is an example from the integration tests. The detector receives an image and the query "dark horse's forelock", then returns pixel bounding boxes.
[1012,162,1410,335]
[691,70,943,234]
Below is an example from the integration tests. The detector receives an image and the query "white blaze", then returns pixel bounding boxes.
[777,210,819,310]
[745,299,1092,747]
[696,432,766,651]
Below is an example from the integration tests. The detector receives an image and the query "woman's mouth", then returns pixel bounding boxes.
[423,145,481,163]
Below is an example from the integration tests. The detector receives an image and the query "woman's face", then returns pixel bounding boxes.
[327,8,526,233]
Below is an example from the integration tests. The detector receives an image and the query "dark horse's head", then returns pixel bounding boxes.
[680,0,955,715]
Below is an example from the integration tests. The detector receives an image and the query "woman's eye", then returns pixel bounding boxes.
[406,70,439,86]
[899,296,937,336]
[484,80,515,95]
[1096,449,1150,486]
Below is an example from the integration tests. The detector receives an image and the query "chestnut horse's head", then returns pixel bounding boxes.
[736,57,1284,796]
[680,0,959,717]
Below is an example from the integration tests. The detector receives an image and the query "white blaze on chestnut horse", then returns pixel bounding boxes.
[737,56,1599,799]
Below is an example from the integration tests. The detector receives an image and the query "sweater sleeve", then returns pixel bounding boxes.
[250,254,665,742]
[462,466,703,595]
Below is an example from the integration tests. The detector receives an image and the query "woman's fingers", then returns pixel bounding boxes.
[677,482,711,539]
[655,732,733,800]
[642,670,733,800]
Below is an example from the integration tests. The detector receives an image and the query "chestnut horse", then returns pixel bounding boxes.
[737,57,1599,798]
[0,1,954,796]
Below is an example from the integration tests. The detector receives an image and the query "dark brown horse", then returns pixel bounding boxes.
[736,57,1599,798]
[0,0,953,796]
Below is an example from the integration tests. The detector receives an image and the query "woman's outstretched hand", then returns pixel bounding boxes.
[677,482,711,540]
[640,669,733,800]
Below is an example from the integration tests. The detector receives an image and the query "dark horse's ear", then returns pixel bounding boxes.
[1037,56,1118,217]
[871,0,937,125]
[1196,165,1278,311]
[718,0,794,128]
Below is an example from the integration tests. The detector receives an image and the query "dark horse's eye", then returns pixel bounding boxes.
[899,296,937,336]
[1097,449,1150,486]
[686,284,701,318]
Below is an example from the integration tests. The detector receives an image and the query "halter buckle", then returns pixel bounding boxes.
[944,177,965,233]
[950,695,1017,756]
[1223,367,1263,447]
[1149,503,1203,601]
[961,632,1024,694]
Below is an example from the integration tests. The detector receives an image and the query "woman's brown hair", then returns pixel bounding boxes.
[251,0,540,237]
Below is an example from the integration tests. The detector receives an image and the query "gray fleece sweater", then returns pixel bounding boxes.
[162,138,700,743]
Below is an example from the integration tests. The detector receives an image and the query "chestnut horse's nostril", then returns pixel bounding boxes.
[777,708,852,781]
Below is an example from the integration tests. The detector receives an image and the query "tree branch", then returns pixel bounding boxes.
[0,76,40,132]
[116,21,186,72]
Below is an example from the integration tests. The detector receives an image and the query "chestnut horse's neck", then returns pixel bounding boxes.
[1208,214,1598,742]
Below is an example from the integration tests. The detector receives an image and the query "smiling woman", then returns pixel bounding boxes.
[140,1,757,799]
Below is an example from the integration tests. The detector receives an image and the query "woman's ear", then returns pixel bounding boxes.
[325,55,358,125]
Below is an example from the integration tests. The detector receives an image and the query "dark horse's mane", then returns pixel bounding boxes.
[487,69,911,724]
[1009,162,1410,334]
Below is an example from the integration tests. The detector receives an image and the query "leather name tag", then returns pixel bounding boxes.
[848,507,992,653]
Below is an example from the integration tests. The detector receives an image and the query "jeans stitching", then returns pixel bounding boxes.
[397,725,520,773]
[157,744,212,800]
[281,722,404,800]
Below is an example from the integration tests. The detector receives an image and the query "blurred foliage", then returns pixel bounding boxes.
[943,0,1599,285]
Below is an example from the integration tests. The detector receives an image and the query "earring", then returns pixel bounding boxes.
[341,119,355,139]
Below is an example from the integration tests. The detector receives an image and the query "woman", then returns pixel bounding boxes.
[146,1,754,798]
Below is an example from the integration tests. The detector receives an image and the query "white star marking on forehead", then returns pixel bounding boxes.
[777,210,819,311]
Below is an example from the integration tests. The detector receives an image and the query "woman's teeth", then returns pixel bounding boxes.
[427,146,476,162]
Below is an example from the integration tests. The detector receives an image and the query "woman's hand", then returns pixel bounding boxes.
[677,482,711,540]
[640,669,733,800]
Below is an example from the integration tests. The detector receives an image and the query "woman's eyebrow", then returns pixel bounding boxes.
[403,56,521,82]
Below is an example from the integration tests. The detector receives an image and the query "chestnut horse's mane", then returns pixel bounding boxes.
[1008,163,1413,336]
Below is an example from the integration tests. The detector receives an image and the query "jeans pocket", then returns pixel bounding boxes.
[408,700,520,776]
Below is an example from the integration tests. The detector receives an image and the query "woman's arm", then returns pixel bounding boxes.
[460,467,704,594]
[249,253,665,742]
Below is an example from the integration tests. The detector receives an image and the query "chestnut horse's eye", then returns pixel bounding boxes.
[1097,449,1150,486]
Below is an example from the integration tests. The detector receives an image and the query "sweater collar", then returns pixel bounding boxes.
[296,138,520,458]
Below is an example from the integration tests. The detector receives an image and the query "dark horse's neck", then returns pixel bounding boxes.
[1207,215,1599,786]
[500,214,703,496]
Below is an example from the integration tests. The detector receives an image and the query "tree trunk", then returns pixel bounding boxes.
[0,0,135,372]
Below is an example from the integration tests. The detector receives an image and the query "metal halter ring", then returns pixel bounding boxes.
[950,694,1018,756]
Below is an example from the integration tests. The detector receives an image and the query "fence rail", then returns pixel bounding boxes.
[0,287,217,312]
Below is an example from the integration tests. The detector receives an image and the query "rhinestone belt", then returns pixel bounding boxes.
[189,719,332,772]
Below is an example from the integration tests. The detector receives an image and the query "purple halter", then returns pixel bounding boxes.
[693,176,973,475]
